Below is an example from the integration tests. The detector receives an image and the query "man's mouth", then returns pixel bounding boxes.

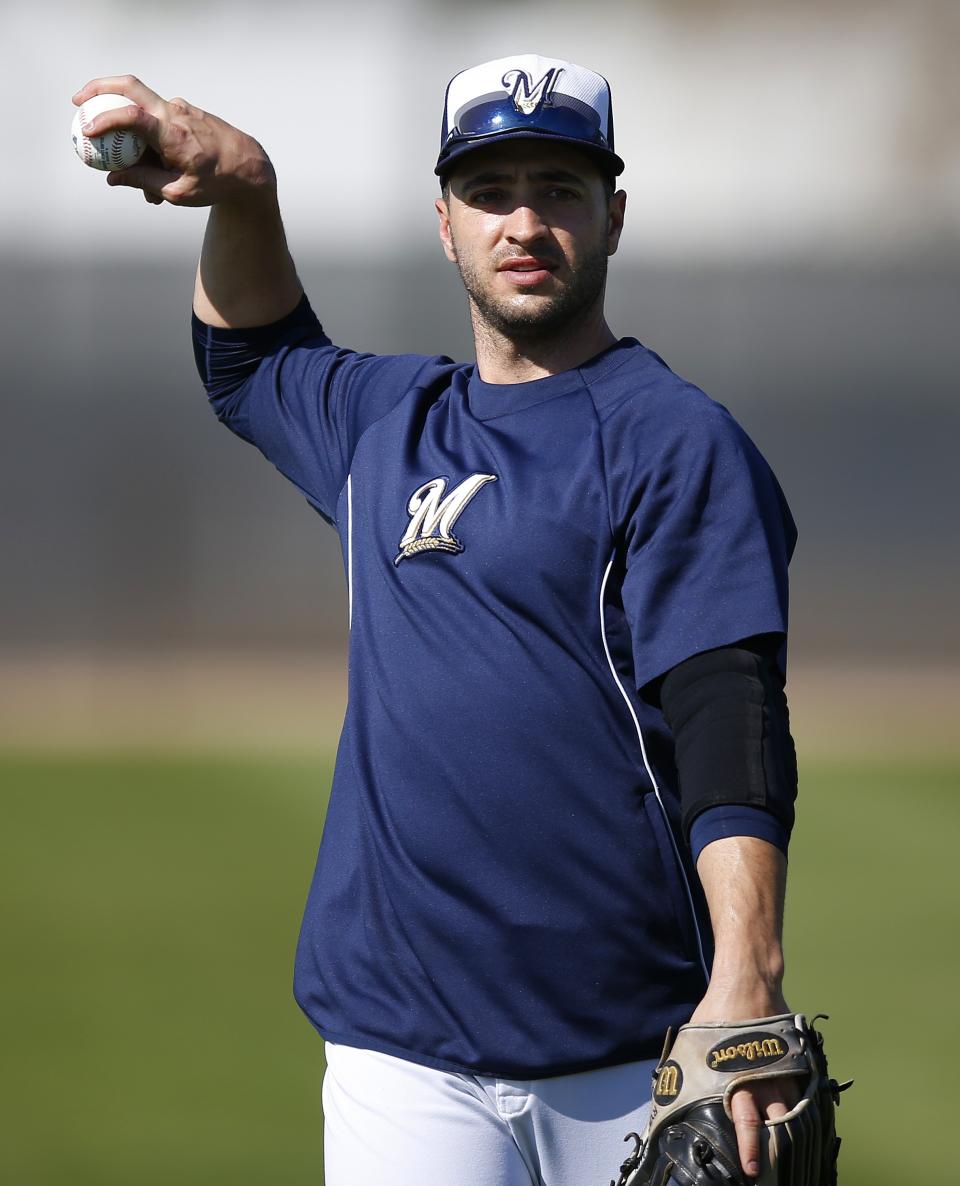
[496,257,557,287]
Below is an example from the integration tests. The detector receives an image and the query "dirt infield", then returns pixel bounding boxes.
[1,650,956,759]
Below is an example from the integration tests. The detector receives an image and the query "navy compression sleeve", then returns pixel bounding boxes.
[659,640,797,857]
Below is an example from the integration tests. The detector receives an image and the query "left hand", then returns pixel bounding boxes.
[688,986,801,1180]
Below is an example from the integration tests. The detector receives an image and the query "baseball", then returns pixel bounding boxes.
[72,93,145,171]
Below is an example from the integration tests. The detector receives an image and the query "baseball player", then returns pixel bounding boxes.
[74,55,810,1186]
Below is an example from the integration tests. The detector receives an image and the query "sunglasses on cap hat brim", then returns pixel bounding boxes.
[435,95,625,179]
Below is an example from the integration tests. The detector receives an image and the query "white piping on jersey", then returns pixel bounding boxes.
[347,474,354,630]
[598,556,710,981]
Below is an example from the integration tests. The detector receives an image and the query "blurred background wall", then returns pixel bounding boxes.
[3,5,958,649]
[4,0,958,700]
[5,0,958,755]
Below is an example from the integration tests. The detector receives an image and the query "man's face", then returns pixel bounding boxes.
[436,141,626,341]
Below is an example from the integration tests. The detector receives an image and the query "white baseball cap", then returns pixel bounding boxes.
[435,53,625,180]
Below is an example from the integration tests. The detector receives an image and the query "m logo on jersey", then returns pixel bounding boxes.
[501,66,562,115]
[395,474,497,565]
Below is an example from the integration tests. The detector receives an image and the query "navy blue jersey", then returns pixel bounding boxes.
[194,298,797,1078]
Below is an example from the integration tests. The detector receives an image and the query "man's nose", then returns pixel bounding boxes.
[504,203,549,245]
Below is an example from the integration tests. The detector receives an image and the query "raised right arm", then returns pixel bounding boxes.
[72,75,303,327]
[73,75,457,522]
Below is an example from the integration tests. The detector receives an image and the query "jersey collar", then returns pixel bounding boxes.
[465,337,641,421]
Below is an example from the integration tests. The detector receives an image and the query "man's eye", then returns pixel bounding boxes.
[548,187,580,201]
[471,190,502,204]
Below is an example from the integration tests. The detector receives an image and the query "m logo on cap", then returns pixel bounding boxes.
[501,67,562,116]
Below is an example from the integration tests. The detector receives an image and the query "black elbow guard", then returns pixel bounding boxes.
[659,644,798,842]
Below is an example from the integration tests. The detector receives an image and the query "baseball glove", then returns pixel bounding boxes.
[611,1013,851,1186]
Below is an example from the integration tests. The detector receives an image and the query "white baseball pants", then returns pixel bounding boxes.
[322,1041,658,1186]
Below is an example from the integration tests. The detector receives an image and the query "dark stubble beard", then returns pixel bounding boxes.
[452,234,610,343]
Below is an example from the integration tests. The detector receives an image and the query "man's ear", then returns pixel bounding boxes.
[435,196,458,263]
[607,189,627,257]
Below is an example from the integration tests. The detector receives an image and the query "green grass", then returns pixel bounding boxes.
[2,752,957,1184]
[784,759,959,1186]
[1,754,330,1186]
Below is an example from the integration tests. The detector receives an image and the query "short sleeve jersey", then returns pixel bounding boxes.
[194,298,797,1078]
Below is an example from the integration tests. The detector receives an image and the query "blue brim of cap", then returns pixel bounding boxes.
[435,129,625,180]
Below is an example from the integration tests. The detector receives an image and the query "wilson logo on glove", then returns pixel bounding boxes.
[706,1032,787,1071]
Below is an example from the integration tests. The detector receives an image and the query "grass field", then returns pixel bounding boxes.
[2,750,957,1185]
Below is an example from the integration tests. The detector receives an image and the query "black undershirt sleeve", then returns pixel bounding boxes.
[657,636,798,844]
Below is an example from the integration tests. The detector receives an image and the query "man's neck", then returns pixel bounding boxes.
[471,300,618,385]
